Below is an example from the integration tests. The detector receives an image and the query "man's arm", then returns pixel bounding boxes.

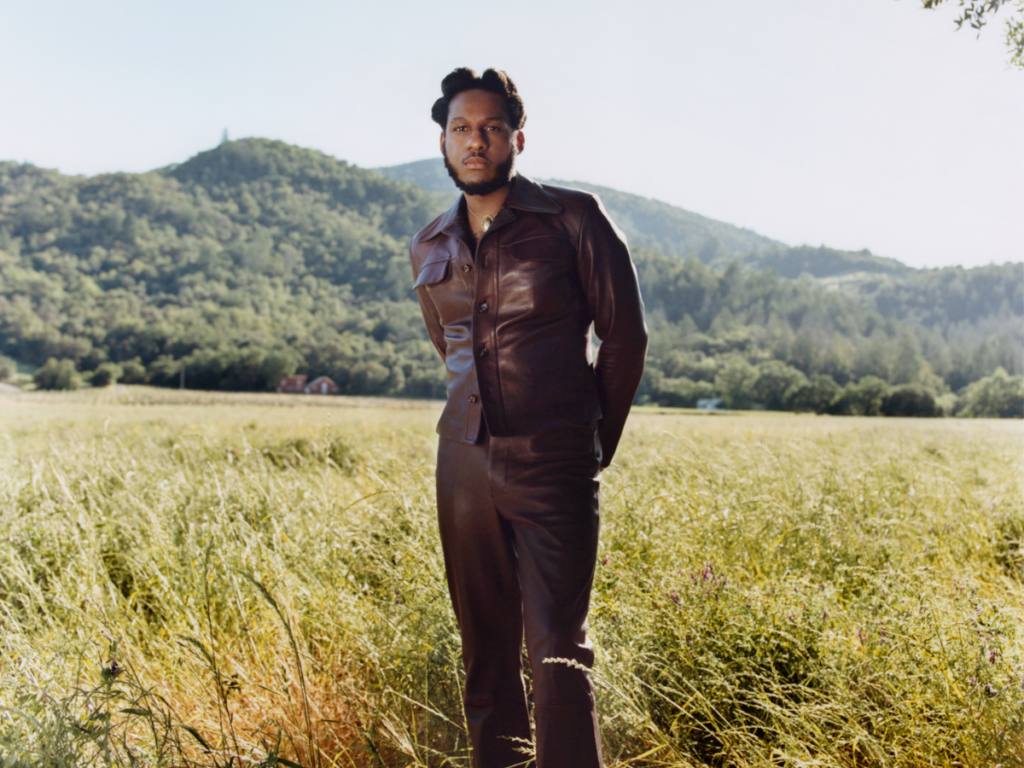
[576,195,648,468]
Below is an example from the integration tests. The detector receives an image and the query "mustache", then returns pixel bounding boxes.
[442,150,516,196]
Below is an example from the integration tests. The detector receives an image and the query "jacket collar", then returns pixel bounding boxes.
[504,174,563,215]
[419,174,562,242]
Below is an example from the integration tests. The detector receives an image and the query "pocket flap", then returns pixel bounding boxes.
[507,236,574,262]
[412,258,451,289]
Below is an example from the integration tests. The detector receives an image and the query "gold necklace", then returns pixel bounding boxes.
[466,205,494,232]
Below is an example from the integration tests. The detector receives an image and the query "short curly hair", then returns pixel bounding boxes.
[431,68,527,130]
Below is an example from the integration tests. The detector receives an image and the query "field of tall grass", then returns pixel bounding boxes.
[1,387,1021,767]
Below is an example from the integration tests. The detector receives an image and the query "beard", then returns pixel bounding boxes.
[443,145,517,196]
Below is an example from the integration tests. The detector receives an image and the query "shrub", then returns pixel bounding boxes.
[146,355,182,386]
[830,375,891,416]
[90,362,123,387]
[32,358,82,390]
[119,357,147,384]
[651,375,717,408]
[881,384,939,417]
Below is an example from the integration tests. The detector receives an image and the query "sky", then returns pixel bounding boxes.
[0,0,1021,270]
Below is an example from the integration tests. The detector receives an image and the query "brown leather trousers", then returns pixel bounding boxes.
[436,421,604,768]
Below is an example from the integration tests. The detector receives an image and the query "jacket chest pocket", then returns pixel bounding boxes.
[503,236,579,313]
[413,258,451,290]
[414,256,472,328]
[506,235,575,264]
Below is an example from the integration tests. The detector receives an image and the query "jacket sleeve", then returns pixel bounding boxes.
[411,243,447,362]
[576,196,648,467]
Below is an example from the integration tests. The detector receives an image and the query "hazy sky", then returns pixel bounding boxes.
[1,0,1021,269]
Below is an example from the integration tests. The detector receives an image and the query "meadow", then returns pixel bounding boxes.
[0,388,1021,768]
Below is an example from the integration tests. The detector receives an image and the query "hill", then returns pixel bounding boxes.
[0,140,453,395]
[0,139,1019,415]
[375,158,911,278]
[376,158,783,261]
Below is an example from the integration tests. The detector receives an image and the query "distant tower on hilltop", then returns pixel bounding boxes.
[220,129,229,145]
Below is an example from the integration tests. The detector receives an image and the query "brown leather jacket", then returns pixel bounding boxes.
[410,175,648,467]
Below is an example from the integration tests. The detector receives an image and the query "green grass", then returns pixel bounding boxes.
[1,388,1021,767]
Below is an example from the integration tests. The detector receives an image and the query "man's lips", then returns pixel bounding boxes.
[462,156,490,169]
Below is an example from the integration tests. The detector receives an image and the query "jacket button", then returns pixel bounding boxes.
[468,394,478,403]
[478,302,489,313]
[478,346,489,358]
[461,264,471,273]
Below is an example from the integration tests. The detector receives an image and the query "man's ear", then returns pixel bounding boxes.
[515,130,525,154]
[440,132,446,154]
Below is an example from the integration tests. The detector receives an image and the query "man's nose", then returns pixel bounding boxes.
[467,129,488,150]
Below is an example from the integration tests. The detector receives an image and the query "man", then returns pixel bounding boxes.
[410,67,648,768]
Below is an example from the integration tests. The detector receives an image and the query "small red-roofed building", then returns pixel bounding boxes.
[277,374,307,393]
[305,376,340,395]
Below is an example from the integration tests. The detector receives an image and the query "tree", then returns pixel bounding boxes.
[956,367,1024,417]
[891,330,926,385]
[831,376,892,416]
[751,360,808,411]
[787,331,818,376]
[715,358,759,410]
[786,374,842,413]
[819,336,854,385]
[920,0,1024,68]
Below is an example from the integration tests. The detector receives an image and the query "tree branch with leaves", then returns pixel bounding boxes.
[920,0,1024,67]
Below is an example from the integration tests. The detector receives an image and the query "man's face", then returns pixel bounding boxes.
[441,88,524,196]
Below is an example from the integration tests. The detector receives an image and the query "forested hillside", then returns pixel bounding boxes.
[0,140,452,396]
[633,249,1021,415]
[1,139,1020,416]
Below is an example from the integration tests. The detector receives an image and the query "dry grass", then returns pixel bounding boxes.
[1,389,1021,767]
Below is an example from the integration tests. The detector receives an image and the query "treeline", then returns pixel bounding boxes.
[1,139,1021,417]
[635,248,1023,416]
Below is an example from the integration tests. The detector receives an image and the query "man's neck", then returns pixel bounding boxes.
[463,176,515,243]
[463,174,515,222]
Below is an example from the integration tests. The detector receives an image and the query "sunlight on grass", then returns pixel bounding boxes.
[1,389,1021,767]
